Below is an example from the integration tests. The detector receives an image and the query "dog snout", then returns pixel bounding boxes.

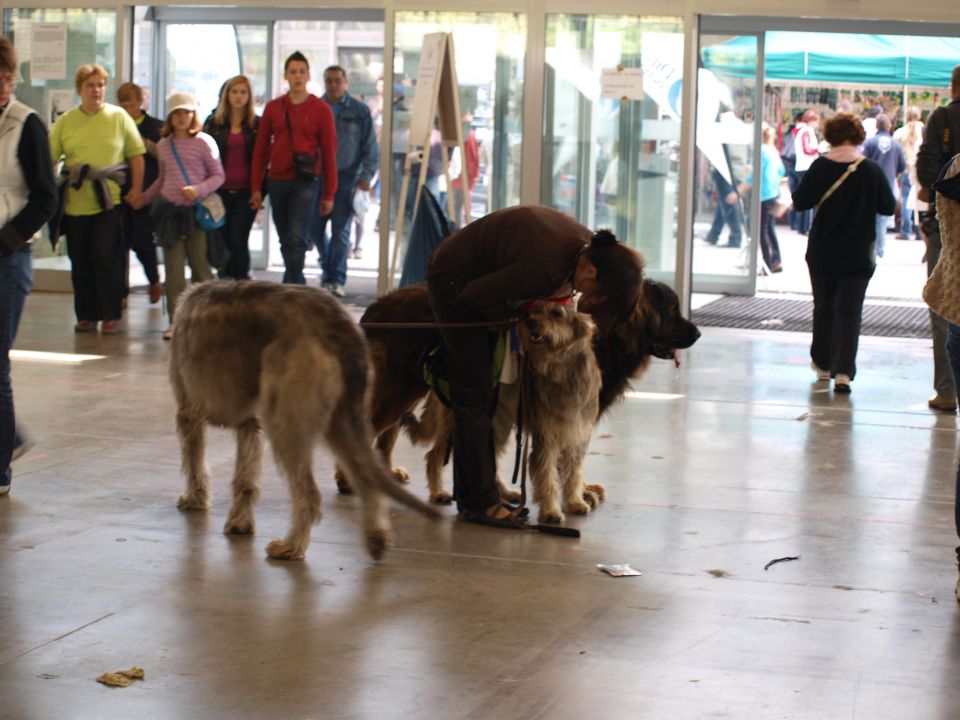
[525,317,540,333]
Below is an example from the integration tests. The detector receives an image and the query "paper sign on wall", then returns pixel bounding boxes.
[31,23,67,80]
[600,67,644,101]
[48,89,73,126]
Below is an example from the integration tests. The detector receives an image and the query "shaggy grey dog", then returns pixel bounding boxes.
[168,281,439,561]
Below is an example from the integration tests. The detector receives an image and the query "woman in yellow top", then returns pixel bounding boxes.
[49,64,144,333]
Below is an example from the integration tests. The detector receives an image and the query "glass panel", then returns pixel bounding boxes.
[692,33,759,294]
[3,8,117,260]
[542,15,683,285]
[390,11,526,287]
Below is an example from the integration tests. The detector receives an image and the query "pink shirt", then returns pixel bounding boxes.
[222,131,249,191]
[143,132,225,206]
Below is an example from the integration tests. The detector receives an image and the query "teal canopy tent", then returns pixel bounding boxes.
[703,32,960,86]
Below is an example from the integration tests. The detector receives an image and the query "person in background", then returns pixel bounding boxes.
[250,51,337,285]
[116,82,163,305]
[793,109,820,235]
[0,36,57,496]
[921,152,960,602]
[49,64,145,334]
[317,65,377,298]
[917,66,960,413]
[792,113,896,394]
[893,105,924,241]
[781,111,801,231]
[203,75,260,280]
[703,168,742,248]
[862,114,905,259]
[740,125,785,273]
[139,92,223,339]
[862,105,882,141]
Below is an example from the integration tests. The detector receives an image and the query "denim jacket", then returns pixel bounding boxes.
[324,92,378,184]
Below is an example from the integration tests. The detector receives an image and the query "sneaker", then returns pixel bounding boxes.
[353,247,363,260]
[101,320,119,334]
[769,263,784,273]
[928,394,957,412]
[163,326,174,341]
[834,374,852,393]
[149,282,162,304]
[328,283,346,298]
[811,362,831,381]
[74,320,96,332]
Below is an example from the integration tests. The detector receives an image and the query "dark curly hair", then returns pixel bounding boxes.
[581,230,645,334]
[823,113,865,146]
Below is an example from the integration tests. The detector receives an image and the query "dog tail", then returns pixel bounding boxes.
[330,413,442,521]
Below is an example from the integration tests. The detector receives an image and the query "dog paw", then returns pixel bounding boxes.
[223,518,255,535]
[335,477,354,495]
[391,467,410,484]
[584,483,606,503]
[564,497,591,515]
[538,507,566,524]
[365,530,389,560]
[177,494,211,511]
[430,491,453,505]
[265,539,305,561]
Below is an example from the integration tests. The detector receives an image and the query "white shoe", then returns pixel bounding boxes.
[328,283,346,298]
[163,326,174,341]
[811,362,830,381]
[834,374,852,393]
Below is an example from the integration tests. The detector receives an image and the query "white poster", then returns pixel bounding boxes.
[31,23,67,80]
[600,67,644,101]
[47,89,73,126]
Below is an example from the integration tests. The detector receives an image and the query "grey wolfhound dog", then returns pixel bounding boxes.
[169,281,439,561]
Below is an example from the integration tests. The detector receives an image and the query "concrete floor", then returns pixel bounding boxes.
[3,287,960,720]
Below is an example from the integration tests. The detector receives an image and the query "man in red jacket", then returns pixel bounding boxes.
[251,51,337,284]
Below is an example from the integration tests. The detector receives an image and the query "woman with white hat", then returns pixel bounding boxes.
[139,92,224,339]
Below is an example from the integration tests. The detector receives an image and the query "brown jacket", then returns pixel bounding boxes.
[427,205,591,320]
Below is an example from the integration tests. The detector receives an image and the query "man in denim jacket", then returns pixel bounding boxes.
[317,65,378,297]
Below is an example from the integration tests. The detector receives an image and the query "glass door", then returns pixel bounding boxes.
[155,22,272,269]
[691,30,763,295]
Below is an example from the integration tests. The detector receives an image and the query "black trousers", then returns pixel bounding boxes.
[809,268,873,379]
[759,199,782,269]
[121,202,160,292]
[219,189,257,280]
[63,209,123,323]
[426,271,500,514]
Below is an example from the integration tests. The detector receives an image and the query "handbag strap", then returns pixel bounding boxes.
[817,156,864,209]
[283,96,298,156]
[168,139,192,187]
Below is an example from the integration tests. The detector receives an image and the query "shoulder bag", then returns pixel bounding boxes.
[168,139,226,231]
[284,98,317,182]
[816,156,864,210]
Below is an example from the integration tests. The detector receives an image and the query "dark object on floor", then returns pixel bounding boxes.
[764,555,801,571]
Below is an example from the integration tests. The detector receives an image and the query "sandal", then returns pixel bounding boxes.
[461,501,528,530]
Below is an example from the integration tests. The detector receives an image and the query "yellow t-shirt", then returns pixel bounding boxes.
[49,103,146,216]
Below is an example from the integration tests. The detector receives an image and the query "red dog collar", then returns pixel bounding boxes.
[518,294,573,312]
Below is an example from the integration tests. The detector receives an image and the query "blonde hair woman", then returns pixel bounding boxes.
[49,64,145,333]
[894,105,924,240]
[203,75,261,280]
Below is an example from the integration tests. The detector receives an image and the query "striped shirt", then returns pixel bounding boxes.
[143,132,224,206]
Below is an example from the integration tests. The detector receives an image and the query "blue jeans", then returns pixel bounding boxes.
[316,179,356,287]
[899,171,915,238]
[875,214,893,258]
[267,178,320,285]
[1,248,32,486]
[945,323,960,562]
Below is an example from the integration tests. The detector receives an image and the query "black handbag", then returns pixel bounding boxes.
[284,99,316,182]
[205,227,231,271]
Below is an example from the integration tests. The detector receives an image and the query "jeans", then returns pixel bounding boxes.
[899,171,915,238]
[705,172,742,247]
[267,178,320,285]
[1,248,32,486]
[793,170,813,234]
[316,179,356,287]
[63,209,123,322]
[219,189,257,280]
[945,322,960,562]
[874,214,893,258]
[808,268,873,380]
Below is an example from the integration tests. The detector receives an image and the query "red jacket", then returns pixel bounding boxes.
[251,94,338,202]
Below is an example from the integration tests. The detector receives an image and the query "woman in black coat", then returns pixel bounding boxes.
[202,75,261,280]
[117,82,163,303]
[793,113,896,393]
